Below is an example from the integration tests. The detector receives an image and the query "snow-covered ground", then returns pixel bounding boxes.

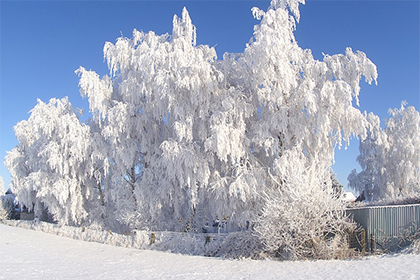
[1,223,420,280]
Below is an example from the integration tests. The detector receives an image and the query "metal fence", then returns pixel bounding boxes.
[346,204,420,252]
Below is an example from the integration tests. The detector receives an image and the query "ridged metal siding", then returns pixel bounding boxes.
[347,204,420,252]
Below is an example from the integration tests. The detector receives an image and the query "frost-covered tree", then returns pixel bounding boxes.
[0,194,15,220]
[76,7,265,231]
[4,98,101,225]
[76,8,224,231]
[0,175,14,220]
[76,0,377,244]
[349,102,420,201]
[220,0,376,258]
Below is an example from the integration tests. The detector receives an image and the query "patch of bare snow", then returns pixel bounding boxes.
[1,224,420,280]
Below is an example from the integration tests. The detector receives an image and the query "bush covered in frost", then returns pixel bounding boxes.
[254,149,355,260]
[0,194,15,220]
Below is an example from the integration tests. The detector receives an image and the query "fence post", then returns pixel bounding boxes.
[150,233,155,244]
[361,229,366,252]
[370,234,374,253]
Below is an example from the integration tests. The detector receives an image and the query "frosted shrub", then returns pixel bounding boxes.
[255,150,354,260]
[406,239,420,254]
[211,231,265,259]
[256,189,354,260]
[0,194,15,220]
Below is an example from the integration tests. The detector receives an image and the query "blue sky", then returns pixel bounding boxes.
[1,1,419,192]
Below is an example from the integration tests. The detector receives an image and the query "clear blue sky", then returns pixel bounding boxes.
[1,1,419,192]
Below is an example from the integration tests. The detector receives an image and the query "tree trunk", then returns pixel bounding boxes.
[97,182,105,206]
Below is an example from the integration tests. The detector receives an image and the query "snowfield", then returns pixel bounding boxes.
[1,224,420,280]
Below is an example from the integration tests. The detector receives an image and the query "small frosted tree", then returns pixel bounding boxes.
[0,175,14,220]
[77,8,224,231]
[349,103,420,201]
[0,195,14,220]
[5,98,101,225]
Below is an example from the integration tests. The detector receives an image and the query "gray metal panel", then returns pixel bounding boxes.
[347,204,420,252]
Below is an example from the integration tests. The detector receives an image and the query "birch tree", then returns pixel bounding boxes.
[349,103,420,201]
[236,0,377,259]
[77,8,225,231]
[5,98,101,225]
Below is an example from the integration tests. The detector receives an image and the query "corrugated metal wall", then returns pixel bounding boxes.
[347,204,420,252]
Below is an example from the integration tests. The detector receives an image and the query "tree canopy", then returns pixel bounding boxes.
[348,102,420,201]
